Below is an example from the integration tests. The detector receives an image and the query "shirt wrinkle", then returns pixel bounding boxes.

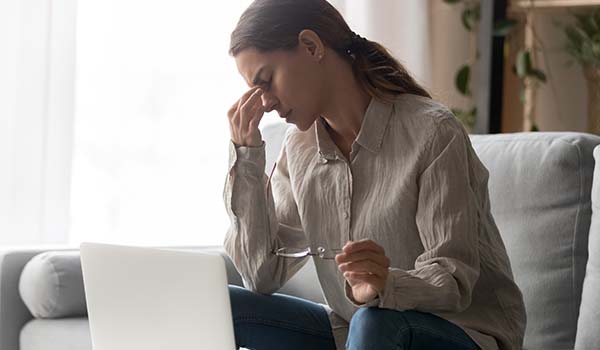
[223,93,526,350]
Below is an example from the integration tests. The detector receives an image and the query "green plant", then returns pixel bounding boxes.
[443,0,547,132]
[563,9,600,66]
[443,0,480,132]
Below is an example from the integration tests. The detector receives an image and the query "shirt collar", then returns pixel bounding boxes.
[315,96,394,160]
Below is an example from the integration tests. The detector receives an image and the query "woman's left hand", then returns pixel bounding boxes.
[335,239,390,304]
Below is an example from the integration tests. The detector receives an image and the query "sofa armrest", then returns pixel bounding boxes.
[0,246,78,350]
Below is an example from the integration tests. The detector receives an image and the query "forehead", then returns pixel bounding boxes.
[235,48,289,87]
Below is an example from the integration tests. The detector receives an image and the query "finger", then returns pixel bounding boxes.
[239,88,264,121]
[237,86,262,111]
[228,100,239,118]
[339,259,387,278]
[339,260,387,278]
[344,271,382,289]
[241,92,266,129]
[343,239,385,255]
[335,250,389,266]
[230,88,259,124]
[248,108,266,130]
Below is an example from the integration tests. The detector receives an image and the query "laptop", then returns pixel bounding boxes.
[80,242,236,350]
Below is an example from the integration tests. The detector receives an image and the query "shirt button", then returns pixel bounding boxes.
[320,158,328,164]
[343,212,349,219]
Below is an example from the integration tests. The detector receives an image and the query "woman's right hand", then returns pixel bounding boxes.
[227,87,266,147]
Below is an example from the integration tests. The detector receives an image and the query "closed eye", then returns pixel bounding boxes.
[261,78,272,91]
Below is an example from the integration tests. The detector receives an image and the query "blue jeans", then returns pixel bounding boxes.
[228,285,481,350]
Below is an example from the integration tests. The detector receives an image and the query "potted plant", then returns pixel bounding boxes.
[563,9,600,135]
[443,0,546,132]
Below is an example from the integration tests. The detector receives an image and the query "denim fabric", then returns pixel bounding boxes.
[229,285,335,350]
[229,285,480,350]
[346,307,480,350]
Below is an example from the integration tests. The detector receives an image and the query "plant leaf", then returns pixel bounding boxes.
[472,3,481,22]
[529,68,547,82]
[455,65,471,96]
[462,9,473,31]
[565,26,584,51]
[493,19,517,37]
[516,50,532,78]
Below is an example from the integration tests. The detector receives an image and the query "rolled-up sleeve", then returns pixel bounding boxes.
[223,136,309,294]
[365,116,481,313]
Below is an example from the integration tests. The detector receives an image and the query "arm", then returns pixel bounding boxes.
[381,116,480,312]
[223,137,308,294]
[342,116,481,313]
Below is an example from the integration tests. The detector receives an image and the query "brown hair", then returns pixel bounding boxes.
[229,0,431,104]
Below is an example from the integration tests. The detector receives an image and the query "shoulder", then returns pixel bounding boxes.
[383,93,461,148]
[390,93,455,128]
[392,93,467,138]
[386,94,471,169]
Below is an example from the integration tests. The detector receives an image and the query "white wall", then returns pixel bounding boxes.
[532,10,588,132]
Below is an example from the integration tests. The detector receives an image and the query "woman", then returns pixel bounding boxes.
[223,1,526,349]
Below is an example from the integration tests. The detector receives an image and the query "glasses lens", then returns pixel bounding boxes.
[275,247,310,258]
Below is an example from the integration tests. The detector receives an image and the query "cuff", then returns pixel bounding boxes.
[377,268,412,311]
[228,140,266,177]
[344,279,380,308]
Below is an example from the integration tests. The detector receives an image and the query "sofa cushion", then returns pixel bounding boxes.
[19,251,86,318]
[0,248,73,350]
[20,317,91,350]
[470,132,600,350]
[575,145,600,350]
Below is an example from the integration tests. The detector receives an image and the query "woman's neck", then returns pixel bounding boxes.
[320,62,372,153]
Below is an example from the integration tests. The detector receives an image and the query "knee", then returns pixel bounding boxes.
[346,307,410,350]
[228,284,257,318]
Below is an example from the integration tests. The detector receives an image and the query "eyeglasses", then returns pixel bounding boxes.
[273,247,342,260]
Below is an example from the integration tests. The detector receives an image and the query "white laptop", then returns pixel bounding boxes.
[80,242,236,350]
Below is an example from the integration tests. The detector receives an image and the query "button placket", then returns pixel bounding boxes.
[339,157,353,242]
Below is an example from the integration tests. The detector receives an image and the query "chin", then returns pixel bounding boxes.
[294,123,311,132]
[291,114,319,132]
[292,120,313,132]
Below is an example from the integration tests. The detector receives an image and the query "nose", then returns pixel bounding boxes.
[260,92,278,113]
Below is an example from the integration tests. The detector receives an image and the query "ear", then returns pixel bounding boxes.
[298,29,324,61]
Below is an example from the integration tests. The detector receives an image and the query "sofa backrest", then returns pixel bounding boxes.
[470,132,599,350]
[575,145,600,350]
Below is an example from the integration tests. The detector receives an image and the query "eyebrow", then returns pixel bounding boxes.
[251,66,266,86]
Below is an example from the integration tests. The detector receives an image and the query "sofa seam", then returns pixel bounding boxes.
[470,136,599,147]
[46,255,60,318]
[568,139,584,336]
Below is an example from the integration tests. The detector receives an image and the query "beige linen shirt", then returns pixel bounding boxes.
[223,93,526,350]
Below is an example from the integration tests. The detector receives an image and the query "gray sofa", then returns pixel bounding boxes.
[1,122,600,350]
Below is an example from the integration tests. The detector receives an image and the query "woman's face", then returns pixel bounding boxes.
[234,43,327,131]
